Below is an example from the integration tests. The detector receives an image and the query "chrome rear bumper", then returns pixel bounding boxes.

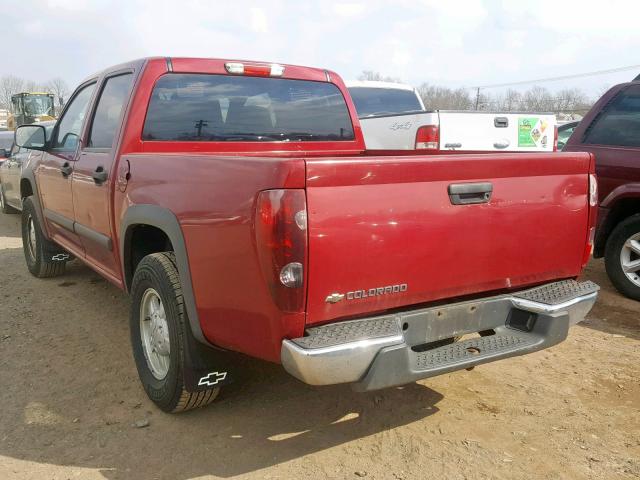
[281,280,598,391]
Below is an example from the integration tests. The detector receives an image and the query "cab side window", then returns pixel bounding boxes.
[52,83,96,151]
[584,86,640,148]
[88,73,134,149]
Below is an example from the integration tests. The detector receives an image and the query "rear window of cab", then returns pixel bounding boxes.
[142,74,355,142]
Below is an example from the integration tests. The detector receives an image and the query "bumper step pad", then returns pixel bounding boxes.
[513,280,599,305]
[413,334,534,370]
[292,316,400,349]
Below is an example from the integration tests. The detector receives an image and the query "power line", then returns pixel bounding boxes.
[471,64,640,90]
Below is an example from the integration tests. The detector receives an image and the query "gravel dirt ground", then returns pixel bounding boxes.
[0,211,638,480]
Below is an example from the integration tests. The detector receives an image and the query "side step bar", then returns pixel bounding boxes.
[281,280,598,391]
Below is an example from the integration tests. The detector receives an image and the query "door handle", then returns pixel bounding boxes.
[448,182,493,205]
[494,116,509,128]
[92,166,108,185]
[60,162,72,177]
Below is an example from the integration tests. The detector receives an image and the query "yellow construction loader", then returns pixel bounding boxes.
[7,92,56,130]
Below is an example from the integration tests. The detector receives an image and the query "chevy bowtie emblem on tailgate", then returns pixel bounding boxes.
[325,293,345,304]
[325,284,408,303]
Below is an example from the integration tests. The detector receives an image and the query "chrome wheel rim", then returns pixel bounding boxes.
[140,288,171,380]
[620,232,640,287]
[27,216,37,261]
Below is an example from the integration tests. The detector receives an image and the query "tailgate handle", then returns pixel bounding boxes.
[494,117,509,128]
[448,182,493,205]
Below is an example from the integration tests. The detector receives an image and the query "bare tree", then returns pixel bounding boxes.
[551,88,591,113]
[491,89,522,111]
[417,84,473,110]
[416,84,594,114]
[519,86,552,111]
[0,75,25,110]
[357,70,402,83]
[46,77,70,112]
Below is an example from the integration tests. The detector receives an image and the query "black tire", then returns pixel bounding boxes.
[604,214,640,301]
[0,185,19,214]
[21,197,68,278]
[130,252,220,413]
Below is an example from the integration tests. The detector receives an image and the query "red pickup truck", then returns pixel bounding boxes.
[14,57,599,413]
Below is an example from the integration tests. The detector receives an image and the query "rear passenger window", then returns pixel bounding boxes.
[88,73,134,149]
[585,87,640,147]
[142,74,355,142]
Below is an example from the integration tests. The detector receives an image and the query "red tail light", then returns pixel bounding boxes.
[553,125,559,151]
[255,189,307,312]
[415,125,439,150]
[582,174,598,267]
[589,173,598,207]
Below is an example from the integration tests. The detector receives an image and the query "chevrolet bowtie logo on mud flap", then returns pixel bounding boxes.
[198,371,227,387]
[51,253,70,262]
[325,284,408,303]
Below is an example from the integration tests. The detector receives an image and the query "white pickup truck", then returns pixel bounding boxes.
[346,80,557,152]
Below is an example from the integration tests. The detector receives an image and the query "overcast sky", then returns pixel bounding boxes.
[5,0,640,98]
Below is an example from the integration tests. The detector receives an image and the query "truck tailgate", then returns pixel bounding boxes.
[305,153,591,325]
[438,112,556,152]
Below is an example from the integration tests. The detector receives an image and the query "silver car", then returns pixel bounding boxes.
[0,121,55,213]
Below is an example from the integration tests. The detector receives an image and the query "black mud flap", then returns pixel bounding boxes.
[182,321,234,392]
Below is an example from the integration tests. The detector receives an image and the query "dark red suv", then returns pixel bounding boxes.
[565,81,640,300]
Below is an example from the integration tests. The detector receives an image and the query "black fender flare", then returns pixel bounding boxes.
[120,204,210,347]
[20,167,50,240]
[595,184,640,257]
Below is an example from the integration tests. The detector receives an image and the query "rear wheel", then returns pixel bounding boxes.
[605,214,640,301]
[21,197,68,278]
[130,252,220,413]
[0,185,19,214]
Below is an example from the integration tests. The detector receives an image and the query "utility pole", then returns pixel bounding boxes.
[194,119,208,138]
[474,87,480,111]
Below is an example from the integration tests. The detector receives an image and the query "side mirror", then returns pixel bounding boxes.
[15,125,47,151]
